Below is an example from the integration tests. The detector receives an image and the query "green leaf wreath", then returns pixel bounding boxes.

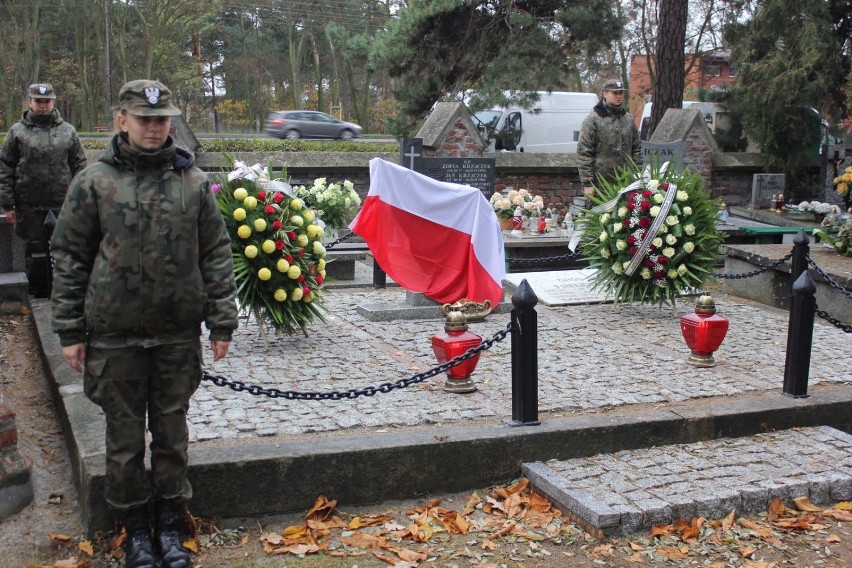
[580,161,725,306]
[213,167,327,334]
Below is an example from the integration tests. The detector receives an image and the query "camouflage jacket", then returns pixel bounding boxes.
[577,101,642,187]
[0,109,87,211]
[51,133,238,348]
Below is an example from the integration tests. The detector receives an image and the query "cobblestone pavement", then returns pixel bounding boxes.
[192,283,852,443]
[525,426,852,535]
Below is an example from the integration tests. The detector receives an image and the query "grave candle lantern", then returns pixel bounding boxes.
[680,295,730,367]
[431,308,481,393]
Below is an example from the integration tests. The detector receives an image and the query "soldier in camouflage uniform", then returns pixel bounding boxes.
[0,83,87,297]
[577,79,642,196]
[51,80,238,568]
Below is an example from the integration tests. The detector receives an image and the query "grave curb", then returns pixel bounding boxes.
[29,300,852,536]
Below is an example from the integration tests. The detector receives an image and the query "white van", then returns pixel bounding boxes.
[639,101,702,140]
[472,92,598,153]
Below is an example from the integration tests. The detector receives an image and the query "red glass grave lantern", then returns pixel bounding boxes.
[680,295,730,367]
[432,308,481,393]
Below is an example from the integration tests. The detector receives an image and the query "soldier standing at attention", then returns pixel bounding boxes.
[577,79,642,196]
[50,80,238,568]
[0,83,87,297]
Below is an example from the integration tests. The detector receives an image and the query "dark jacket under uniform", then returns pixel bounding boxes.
[0,108,87,211]
[577,100,643,188]
[50,133,238,348]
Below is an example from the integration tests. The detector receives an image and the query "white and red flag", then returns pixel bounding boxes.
[349,158,505,305]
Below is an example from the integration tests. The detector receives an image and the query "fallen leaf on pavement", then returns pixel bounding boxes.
[77,541,94,557]
[767,498,785,521]
[304,495,337,521]
[722,510,736,532]
[793,496,822,512]
[49,533,72,542]
[825,509,852,522]
[656,545,688,559]
[739,545,756,558]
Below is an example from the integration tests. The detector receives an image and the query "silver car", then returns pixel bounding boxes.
[265,110,362,141]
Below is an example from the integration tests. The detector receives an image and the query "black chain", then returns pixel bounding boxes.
[202,322,512,400]
[506,250,585,265]
[814,303,852,333]
[715,252,794,280]
[323,230,355,250]
[805,254,852,301]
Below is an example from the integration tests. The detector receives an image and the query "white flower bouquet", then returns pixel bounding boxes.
[293,177,361,229]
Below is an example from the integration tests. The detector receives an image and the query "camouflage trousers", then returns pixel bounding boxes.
[14,208,54,296]
[83,340,203,510]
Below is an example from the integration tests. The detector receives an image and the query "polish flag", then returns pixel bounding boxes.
[349,158,505,306]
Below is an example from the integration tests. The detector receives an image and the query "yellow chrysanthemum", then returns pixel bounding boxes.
[262,240,276,254]
[287,265,301,279]
[257,268,272,281]
[291,287,304,301]
[244,245,258,259]
[296,234,309,247]
[237,225,252,239]
[243,196,258,210]
[276,258,290,273]
[233,208,246,221]
[254,218,267,232]
[233,187,248,200]
[274,289,287,302]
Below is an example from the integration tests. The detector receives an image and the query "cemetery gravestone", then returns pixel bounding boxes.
[423,157,496,197]
[641,140,685,172]
[750,174,785,210]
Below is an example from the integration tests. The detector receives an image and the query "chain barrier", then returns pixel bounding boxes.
[506,249,585,265]
[714,251,794,280]
[814,303,852,333]
[805,253,852,301]
[202,322,512,400]
[803,252,852,333]
[322,230,355,250]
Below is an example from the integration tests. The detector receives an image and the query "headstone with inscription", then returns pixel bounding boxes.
[423,157,496,197]
[399,137,496,197]
[750,174,785,210]
[641,140,685,172]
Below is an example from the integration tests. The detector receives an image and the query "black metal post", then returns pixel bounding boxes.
[508,279,540,426]
[790,230,809,294]
[372,260,386,288]
[783,270,816,398]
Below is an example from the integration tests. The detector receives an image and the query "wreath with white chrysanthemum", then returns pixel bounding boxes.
[579,161,725,305]
[214,162,327,334]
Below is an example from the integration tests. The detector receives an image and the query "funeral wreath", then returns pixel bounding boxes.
[580,162,725,306]
[214,162,327,334]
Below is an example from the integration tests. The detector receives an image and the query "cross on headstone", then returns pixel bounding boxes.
[399,137,424,174]
[404,146,420,170]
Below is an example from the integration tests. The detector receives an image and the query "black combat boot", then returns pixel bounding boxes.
[117,507,156,568]
[155,499,192,568]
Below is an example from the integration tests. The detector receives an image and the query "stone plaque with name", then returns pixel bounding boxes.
[641,140,685,172]
[504,269,613,306]
[423,157,496,197]
[750,173,785,209]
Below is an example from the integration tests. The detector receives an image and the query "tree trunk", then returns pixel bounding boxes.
[649,0,687,137]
